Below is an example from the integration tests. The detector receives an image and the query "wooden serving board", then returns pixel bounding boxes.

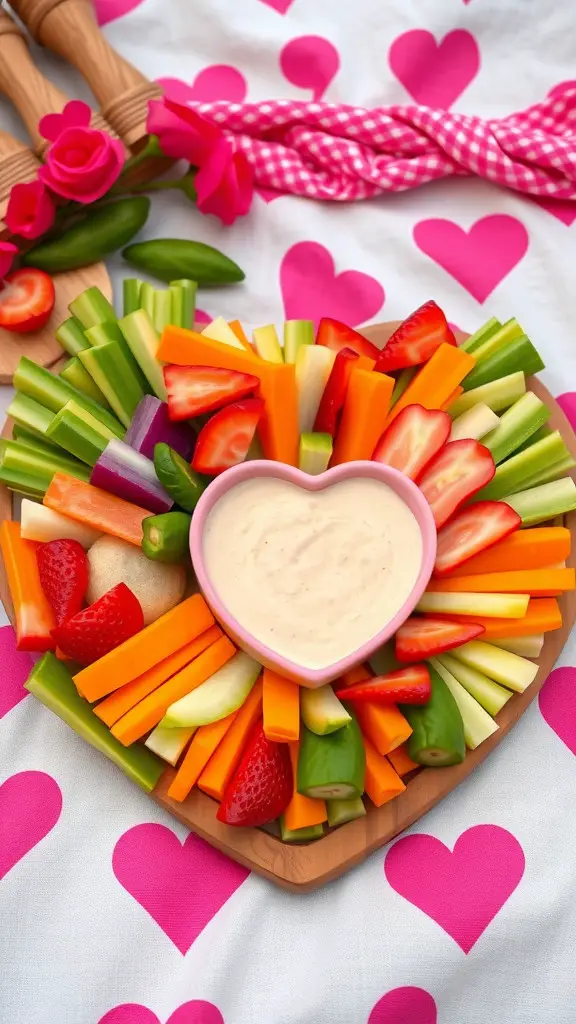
[1,321,575,891]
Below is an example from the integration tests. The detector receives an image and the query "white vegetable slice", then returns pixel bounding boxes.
[490,634,545,659]
[20,499,101,548]
[201,316,245,350]
[450,404,500,442]
[417,591,529,619]
[448,639,538,693]
[145,725,196,766]
[162,652,261,728]
[295,345,335,433]
[300,684,351,736]
[436,653,512,716]
[430,658,499,749]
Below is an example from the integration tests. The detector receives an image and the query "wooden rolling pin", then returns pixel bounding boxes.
[9,0,162,150]
[0,130,38,234]
[0,7,117,155]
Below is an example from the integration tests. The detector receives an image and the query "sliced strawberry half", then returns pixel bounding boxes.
[164,364,260,421]
[192,397,264,475]
[217,721,293,827]
[316,317,380,361]
[335,665,431,704]
[372,404,451,481]
[52,582,144,665]
[375,301,456,373]
[395,616,485,662]
[0,268,55,334]
[417,439,495,528]
[434,501,522,577]
[313,346,358,436]
[37,539,88,626]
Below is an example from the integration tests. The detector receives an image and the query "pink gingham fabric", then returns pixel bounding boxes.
[195,83,576,201]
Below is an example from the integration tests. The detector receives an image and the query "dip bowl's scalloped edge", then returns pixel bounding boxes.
[189,459,437,687]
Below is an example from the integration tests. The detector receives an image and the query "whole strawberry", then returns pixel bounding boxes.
[37,539,89,626]
[52,582,144,665]
[217,722,293,828]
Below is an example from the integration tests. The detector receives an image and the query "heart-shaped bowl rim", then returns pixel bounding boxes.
[190,459,437,687]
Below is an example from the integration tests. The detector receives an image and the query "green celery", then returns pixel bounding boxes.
[284,320,314,363]
[299,433,332,475]
[515,423,553,453]
[0,439,89,496]
[78,342,146,428]
[140,281,156,321]
[460,317,502,353]
[8,392,55,439]
[60,357,112,409]
[14,357,124,437]
[326,796,367,828]
[449,372,526,417]
[506,478,576,526]
[69,286,116,330]
[169,279,196,329]
[518,454,576,491]
[391,367,417,406]
[84,320,150,393]
[467,318,524,364]
[482,392,551,464]
[119,309,166,400]
[153,288,172,334]
[12,426,63,456]
[475,431,569,501]
[436,653,512,716]
[46,401,116,466]
[123,278,142,317]
[462,336,544,392]
[56,316,90,356]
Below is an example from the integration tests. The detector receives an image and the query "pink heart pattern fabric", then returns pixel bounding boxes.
[99,1001,224,1024]
[368,987,437,1024]
[112,824,249,954]
[280,36,341,101]
[157,68,248,105]
[539,666,576,755]
[280,241,384,327]
[257,0,294,11]
[413,215,529,302]
[384,825,525,953]
[94,0,144,26]
[0,625,33,720]
[389,30,480,108]
[0,771,62,881]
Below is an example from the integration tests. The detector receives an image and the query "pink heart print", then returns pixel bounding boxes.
[389,30,480,108]
[539,666,576,755]
[99,1001,224,1024]
[112,824,249,954]
[281,241,385,328]
[534,198,576,227]
[0,625,34,720]
[280,36,341,101]
[384,825,525,953]
[257,0,294,12]
[556,394,576,433]
[94,0,144,26]
[368,987,437,1024]
[413,215,529,303]
[157,67,248,105]
[0,771,62,881]
[195,309,212,325]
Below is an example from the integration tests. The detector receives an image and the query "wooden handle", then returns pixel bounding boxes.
[0,130,40,235]
[10,0,162,148]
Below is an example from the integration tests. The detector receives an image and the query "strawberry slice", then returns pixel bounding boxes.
[372,404,451,481]
[217,721,293,827]
[313,346,358,436]
[395,617,485,662]
[375,301,456,373]
[417,439,495,528]
[335,665,431,704]
[37,539,88,626]
[192,398,264,475]
[164,364,260,421]
[316,318,380,361]
[434,501,521,577]
[52,582,144,665]
[0,268,55,333]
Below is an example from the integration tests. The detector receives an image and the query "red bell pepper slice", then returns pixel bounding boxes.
[313,346,358,436]
[316,317,380,361]
[164,364,260,421]
[335,665,431,704]
[192,398,264,475]
[417,439,495,528]
[375,301,456,373]
[434,501,521,577]
[372,403,451,481]
[395,616,485,663]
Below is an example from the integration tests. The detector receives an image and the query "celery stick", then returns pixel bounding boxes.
[449,639,538,693]
[0,439,89,495]
[491,635,544,659]
[60,357,112,410]
[56,316,90,356]
[518,454,576,491]
[47,401,116,466]
[436,653,512,715]
[253,324,284,363]
[468,318,524,364]
[449,372,526,417]
[505,477,576,526]
[8,393,55,439]
[475,431,568,502]
[140,281,156,321]
[79,342,146,428]
[326,796,366,828]
[482,392,551,464]
[430,658,499,749]
[279,819,324,842]
[123,278,142,317]
[14,357,124,437]
[170,280,196,329]
[299,433,333,474]
[284,320,314,363]
[153,288,172,334]
[417,591,529,618]
[515,423,552,453]
[119,309,166,400]
[460,317,502,353]
[84,320,150,393]
[462,336,544,391]
[69,287,116,330]
[391,367,417,406]
[450,404,500,441]
[0,466,44,498]
[12,425,63,455]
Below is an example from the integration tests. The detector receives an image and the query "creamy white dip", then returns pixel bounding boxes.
[202,476,423,670]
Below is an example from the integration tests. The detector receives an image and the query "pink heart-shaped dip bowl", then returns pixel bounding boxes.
[190,461,437,687]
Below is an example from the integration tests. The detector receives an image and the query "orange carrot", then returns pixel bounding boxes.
[356,355,376,372]
[387,744,419,777]
[94,625,222,727]
[363,737,406,807]
[111,635,236,746]
[427,568,576,597]
[444,527,571,577]
[0,521,56,652]
[428,597,562,638]
[284,742,327,831]
[383,343,476,428]
[74,594,215,702]
[167,713,237,802]
[442,385,464,410]
[331,367,394,465]
[228,320,252,350]
[340,665,412,755]
[262,668,300,742]
[44,473,149,546]
[158,325,262,369]
[198,676,264,800]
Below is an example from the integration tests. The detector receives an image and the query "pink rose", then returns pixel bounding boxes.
[195,137,253,225]
[6,180,56,240]
[147,97,222,164]
[39,106,125,204]
[0,242,17,280]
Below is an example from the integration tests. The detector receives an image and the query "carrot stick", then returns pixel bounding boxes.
[167,713,237,802]
[427,597,562,638]
[111,636,236,747]
[198,677,264,800]
[442,386,464,410]
[363,737,406,807]
[284,742,327,831]
[44,473,149,546]
[228,320,252,350]
[387,744,419,776]
[340,665,412,755]
[158,325,263,368]
[427,568,576,597]
[356,356,376,372]
[443,527,571,577]
[94,625,222,727]
[331,367,394,465]
[0,521,56,652]
[263,668,300,742]
[74,594,215,702]
[383,343,476,428]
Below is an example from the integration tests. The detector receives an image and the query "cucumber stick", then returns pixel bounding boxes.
[475,431,569,501]
[202,316,245,350]
[145,724,195,765]
[449,372,526,418]
[468,318,523,364]
[296,345,335,433]
[119,309,167,400]
[161,652,261,727]
[436,653,512,716]
[300,684,351,735]
[449,404,500,441]
[253,325,284,363]
[462,336,544,391]
[279,819,324,842]
[504,477,576,526]
[430,658,499,749]
[297,716,365,799]
[417,591,529,619]
[284,320,314,363]
[402,666,465,767]
[448,639,538,693]
[490,635,544,658]
[326,796,367,827]
[460,317,502,353]
[482,392,551,464]
[299,432,333,474]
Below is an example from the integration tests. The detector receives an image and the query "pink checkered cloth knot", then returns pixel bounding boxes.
[194,83,576,201]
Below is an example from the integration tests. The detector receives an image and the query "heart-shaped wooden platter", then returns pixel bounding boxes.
[1,321,575,891]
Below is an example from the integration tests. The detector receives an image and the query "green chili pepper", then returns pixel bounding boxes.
[22,198,151,274]
[153,443,206,513]
[402,666,466,767]
[142,511,192,563]
[122,238,245,286]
